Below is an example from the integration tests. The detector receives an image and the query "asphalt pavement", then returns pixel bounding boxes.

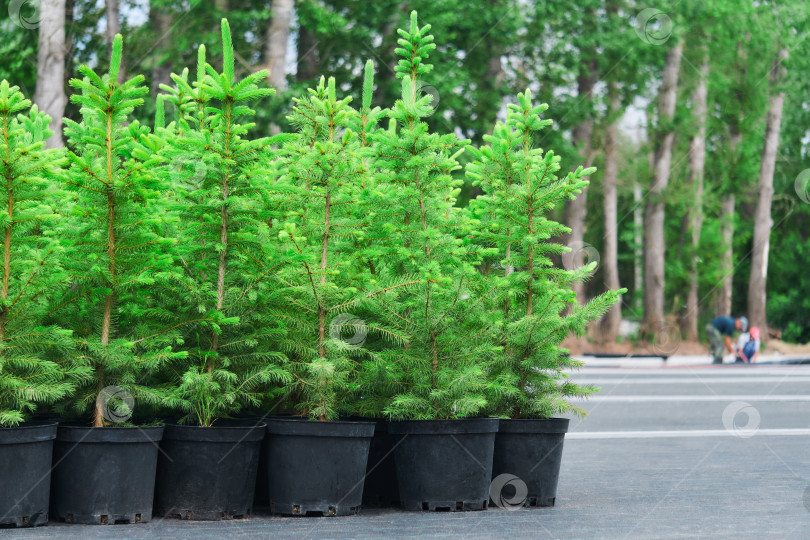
[4,362,810,539]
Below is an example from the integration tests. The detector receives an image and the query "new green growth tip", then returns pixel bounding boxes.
[197,45,206,84]
[110,34,123,82]
[362,60,375,110]
[221,19,234,84]
[155,94,165,129]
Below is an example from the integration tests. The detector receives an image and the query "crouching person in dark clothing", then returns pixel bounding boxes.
[705,316,748,364]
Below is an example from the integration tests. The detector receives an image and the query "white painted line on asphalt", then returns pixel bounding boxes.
[570,377,810,384]
[572,395,810,402]
[567,428,810,439]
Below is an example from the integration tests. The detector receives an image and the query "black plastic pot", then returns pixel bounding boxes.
[50,425,164,524]
[253,426,271,511]
[0,422,58,527]
[361,419,400,507]
[491,418,569,507]
[153,422,265,521]
[264,419,374,516]
[244,413,296,512]
[388,418,498,511]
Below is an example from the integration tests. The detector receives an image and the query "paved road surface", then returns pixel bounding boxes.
[4,364,810,539]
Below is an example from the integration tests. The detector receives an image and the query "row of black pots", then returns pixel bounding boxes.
[362,417,569,510]
[0,416,569,527]
[0,419,373,526]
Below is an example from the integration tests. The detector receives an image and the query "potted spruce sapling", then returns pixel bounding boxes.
[0,81,89,528]
[361,11,501,512]
[266,72,393,517]
[151,20,291,521]
[48,35,183,525]
[342,68,402,510]
[467,90,624,508]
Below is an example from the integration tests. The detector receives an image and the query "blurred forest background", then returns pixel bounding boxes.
[1,0,809,348]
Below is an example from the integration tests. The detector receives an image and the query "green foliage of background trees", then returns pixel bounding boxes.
[5,1,810,343]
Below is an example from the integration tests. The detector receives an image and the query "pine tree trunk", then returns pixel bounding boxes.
[748,48,788,333]
[363,4,406,105]
[318,190,331,361]
[65,0,75,92]
[297,26,319,81]
[682,49,708,341]
[34,0,66,149]
[474,0,504,142]
[634,180,643,310]
[714,40,747,317]
[715,194,735,316]
[600,80,621,341]
[149,3,173,96]
[265,0,294,90]
[470,2,504,197]
[265,0,294,135]
[94,368,106,427]
[105,0,125,84]
[1,179,12,341]
[565,57,597,305]
[209,104,233,371]
[642,43,682,335]
[96,115,117,428]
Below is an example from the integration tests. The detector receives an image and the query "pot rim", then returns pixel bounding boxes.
[56,423,164,443]
[265,418,375,438]
[0,421,58,445]
[496,417,570,434]
[162,422,266,443]
[387,417,499,435]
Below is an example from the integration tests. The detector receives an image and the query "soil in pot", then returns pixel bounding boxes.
[50,424,164,525]
[264,419,374,516]
[361,419,400,507]
[0,422,58,527]
[153,421,265,521]
[388,418,498,512]
[491,418,569,508]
